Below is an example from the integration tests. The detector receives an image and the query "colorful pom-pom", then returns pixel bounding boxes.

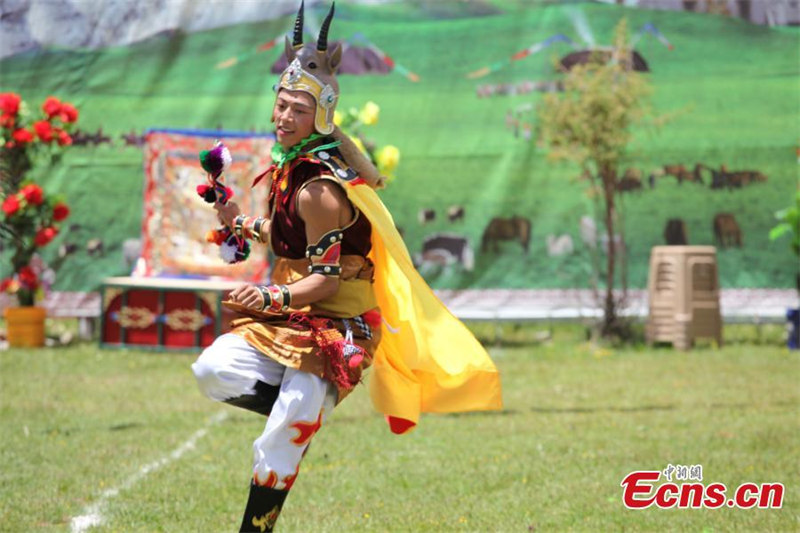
[219,240,238,263]
[237,241,251,262]
[198,141,241,263]
[197,184,218,203]
[219,233,250,264]
[200,141,232,177]
[205,228,227,245]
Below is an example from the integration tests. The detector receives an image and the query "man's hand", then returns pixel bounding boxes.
[214,200,241,230]
[229,284,265,310]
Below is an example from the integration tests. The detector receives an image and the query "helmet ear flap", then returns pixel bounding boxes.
[284,36,297,63]
[327,43,342,73]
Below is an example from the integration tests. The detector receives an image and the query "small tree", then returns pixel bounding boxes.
[537,19,653,338]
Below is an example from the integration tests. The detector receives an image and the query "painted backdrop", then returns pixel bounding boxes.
[1,0,798,291]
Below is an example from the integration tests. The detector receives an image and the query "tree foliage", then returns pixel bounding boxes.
[538,19,651,174]
[537,19,655,338]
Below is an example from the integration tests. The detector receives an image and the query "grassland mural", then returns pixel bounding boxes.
[1,1,797,292]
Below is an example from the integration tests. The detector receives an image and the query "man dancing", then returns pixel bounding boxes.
[192,2,502,531]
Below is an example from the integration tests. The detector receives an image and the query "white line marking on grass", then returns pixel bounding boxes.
[70,411,229,533]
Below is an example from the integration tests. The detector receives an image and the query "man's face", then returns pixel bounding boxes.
[273,90,317,149]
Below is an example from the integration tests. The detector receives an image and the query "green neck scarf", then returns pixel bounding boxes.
[271,133,341,169]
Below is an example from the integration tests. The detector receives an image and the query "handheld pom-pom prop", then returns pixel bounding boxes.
[197,141,250,264]
[197,141,234,204]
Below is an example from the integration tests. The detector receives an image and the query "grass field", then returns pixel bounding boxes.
[1,325,798,531]
[0,2,797,292]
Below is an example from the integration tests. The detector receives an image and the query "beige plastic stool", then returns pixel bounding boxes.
[645,246,723,349]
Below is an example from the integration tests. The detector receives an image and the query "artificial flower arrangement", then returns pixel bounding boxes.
[1,182,71,306]
[334,101,400,182]
[0,93,78,306]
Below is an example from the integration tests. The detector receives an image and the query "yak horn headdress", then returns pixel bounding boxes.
[278,1,342,135]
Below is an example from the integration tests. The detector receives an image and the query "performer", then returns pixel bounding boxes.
[192,2,502,531]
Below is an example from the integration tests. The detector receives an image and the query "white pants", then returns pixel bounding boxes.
[192,334,337,490]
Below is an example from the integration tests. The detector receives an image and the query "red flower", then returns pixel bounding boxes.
[0,93,21,116]
[0,278,12,292]
[56,128,72,146]
[34,226,59,247]
[53,202,70,221]
[58,103,79,123]
[12,128,34,144]
[2,195,20,216]
[17,266,39,289]
[33,120,54,142]
[0,113,16,129]
[20,184,44,205]
[42,96,62,118]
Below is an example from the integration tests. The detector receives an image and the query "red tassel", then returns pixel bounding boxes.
[325,339,354,390]
[289,314,363,390]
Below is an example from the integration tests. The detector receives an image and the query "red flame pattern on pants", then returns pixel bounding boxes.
[282,464,301,491]
[254,470,279,488]
[289,410,323,447]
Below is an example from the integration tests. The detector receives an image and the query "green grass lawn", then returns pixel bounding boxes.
[1,325,797,531]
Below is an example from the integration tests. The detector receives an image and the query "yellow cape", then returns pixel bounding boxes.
[346,184,503,434]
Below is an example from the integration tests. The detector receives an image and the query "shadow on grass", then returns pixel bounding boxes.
[443,399,798,419]
[529,404,675,414]
[109,422,142,431]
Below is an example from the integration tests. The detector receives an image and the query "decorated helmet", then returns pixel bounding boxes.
[278,1,341,135]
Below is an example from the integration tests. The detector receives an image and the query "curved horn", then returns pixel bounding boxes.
[317,2,335,51]
[292,0,304,48]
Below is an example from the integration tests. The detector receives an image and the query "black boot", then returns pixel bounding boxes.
[239,482,289,532]
[225,381,280,416]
